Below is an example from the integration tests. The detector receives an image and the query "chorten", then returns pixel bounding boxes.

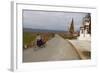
[69,19,74,36]
[78,14,91,40]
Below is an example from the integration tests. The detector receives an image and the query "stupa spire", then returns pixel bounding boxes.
[69,19,74,34]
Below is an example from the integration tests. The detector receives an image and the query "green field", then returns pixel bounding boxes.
[23,32,54,48]
[23,32,37,45]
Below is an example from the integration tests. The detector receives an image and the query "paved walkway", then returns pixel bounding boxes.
[68,40,91,59]
[23,34,80,62]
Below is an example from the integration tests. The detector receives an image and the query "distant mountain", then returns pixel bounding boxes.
[23,28,67,33]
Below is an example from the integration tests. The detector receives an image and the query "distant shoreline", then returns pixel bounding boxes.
[23,28,80,33]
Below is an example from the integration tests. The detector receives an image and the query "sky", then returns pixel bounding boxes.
[23,10,89,31]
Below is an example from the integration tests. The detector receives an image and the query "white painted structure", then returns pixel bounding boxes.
[78,18,91,40]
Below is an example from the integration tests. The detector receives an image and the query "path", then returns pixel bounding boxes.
[23,34,80,62]
[68,40,91,59]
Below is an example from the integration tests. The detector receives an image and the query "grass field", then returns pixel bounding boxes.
[23,32,55,48]
[23,32,37,46]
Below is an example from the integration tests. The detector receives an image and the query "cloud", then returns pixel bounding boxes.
[23,10,89,31]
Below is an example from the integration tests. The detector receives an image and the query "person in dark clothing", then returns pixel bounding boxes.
[37,39,42,47]
[37,39,45,48]
[36,35,46,48]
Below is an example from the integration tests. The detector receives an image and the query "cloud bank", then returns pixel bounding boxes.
[23,10,89,31]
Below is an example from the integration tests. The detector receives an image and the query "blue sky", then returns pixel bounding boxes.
[23,10,89,31]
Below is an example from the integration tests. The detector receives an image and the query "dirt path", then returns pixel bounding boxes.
[23,34,80,62]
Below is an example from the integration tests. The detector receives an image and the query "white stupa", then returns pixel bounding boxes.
[78,17,91,40]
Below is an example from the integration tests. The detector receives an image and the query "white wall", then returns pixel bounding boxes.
[0,0,100,73]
